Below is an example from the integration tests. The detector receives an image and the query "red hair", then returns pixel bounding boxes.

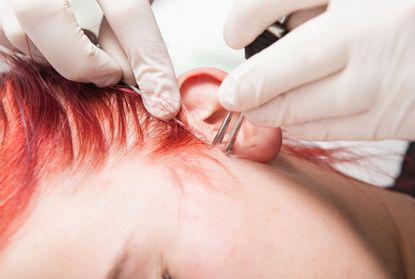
[0,52,207,248]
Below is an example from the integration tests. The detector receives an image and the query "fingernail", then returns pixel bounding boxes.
[133,86,181,120]
[146,93,181,120]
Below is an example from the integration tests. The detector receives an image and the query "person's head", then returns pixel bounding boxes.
[0,54,387,278]
[0,53,286,277]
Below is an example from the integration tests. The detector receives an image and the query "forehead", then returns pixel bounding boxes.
[0,158,390,278]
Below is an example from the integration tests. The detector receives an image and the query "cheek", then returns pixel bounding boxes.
[166,195,272,279]
[170,217,282,279]
[171,224,257,279]
[234,124,282,163]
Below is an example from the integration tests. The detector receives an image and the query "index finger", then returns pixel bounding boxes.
[0,7,13,50]
[0,23,14,50]
[11,0,122,86]
[98,0,180,120]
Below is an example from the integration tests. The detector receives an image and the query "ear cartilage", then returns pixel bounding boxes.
[211,111,244,155]
[244,16,290,59]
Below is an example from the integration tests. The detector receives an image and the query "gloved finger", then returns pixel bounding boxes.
[0,21,15,50]
[284,115,381,141]
[224,0,328,49]
[11,0,122,86]
[219,14,347,112]
[0,0,44,59]
[98,17,135,85]
[0,0,23,51]
[98,0,180,120]
[0,2,15,50]
[244,71,372,127]
[286,6,326,31]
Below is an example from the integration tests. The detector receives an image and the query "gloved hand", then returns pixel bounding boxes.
[219,0,415,141]
[0,0,180,120]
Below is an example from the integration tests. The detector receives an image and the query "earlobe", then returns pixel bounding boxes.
[178,68,282,162]
[232,121,282,162]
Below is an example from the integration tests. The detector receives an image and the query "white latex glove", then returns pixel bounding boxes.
[0,0,180,120]
[219,0,415,141]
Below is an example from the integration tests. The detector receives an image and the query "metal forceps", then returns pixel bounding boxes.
[211,17,289,155]
[211,112,244,154]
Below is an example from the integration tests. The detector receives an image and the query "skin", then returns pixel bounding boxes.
[0,69,413,278]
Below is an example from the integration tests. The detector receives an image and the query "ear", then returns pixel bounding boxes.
[178,68,282,162]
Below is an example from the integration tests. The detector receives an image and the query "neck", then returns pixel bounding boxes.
[271,152,415,278]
